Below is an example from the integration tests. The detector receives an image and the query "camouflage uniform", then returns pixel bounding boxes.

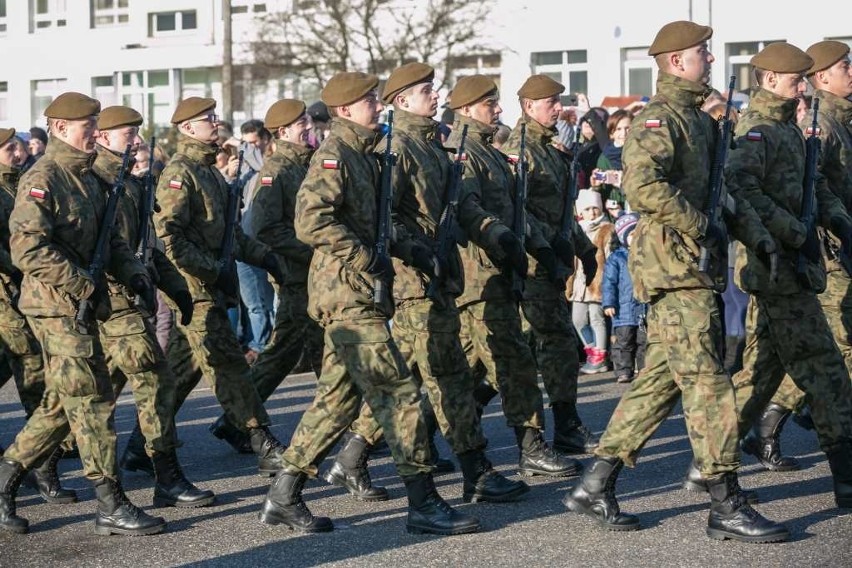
[0,161,44,417]
[155,133,272,431]
[771,89,852,412]
[594,72,773,476]
[92,147,190,455]
[283,117,431,478]
[728,87,852,451]
[3,138,148,481]
[502,118,595,413]
[453,115,548,430]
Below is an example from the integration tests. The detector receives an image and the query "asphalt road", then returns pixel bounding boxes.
[1,370,850,567]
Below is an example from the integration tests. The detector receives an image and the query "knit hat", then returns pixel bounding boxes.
[615,212,640,245]
[576,189,602,212]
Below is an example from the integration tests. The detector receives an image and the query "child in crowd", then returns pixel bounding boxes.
[602,212,647,383]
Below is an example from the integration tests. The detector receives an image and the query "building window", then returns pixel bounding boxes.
[31,78,68,125]
[0,0,8,35]
[622,47,656,98]
[92,75,118,107]
[149,10,197,36]
[531,49,588,104]
[231,1,267,15]
[120,69,175,126]
[92,0,129,27]
[0,82,8,121]
[726,40,783,92]
[30,0,67,32]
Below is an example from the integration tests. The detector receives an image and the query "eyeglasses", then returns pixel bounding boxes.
[191,113,219,124]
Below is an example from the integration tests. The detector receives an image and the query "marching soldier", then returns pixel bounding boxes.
[153,97,289,477]
[562,22,787,542]
[0,92,165,536]
[91,106,214,508]
[726,42,852,511]
[258,71,479,535]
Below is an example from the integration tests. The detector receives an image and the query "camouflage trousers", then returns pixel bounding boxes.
[392,297,487,454]
[732,292,852,453]
[459,299,544,430]
[770,271,852,412]
[0,299,45,417]
[283,318,432,478]
[4,316,117,481]
[521,279,581,407]
[169,300,269,431]
[596,288,740,476]
[100,306,176,455]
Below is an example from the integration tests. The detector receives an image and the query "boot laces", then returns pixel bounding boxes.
[112,481,142,519]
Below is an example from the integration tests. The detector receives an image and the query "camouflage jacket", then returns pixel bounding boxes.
[248,141,314,287]
[623,72,771,302]
[295,117,392,322]
[453,115,551,307]
[380,109,463,302]
[0,163,19,298]
[502,117,595,291]
[93,147,188,311]
[730,87,850,295]
[10,137,147,318]
[798,89,852,274]
[154,134,269,305]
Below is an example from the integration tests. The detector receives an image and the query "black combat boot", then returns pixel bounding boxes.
[792,405,815,431]
[151,451,216,508]
[741,403,800,472]
[324,433,389,501]
[681,460,758,504]
[473,380,499,420]
[93,477,166,536]
[0,458,29,534]
[209,415,253,454]
[258,469,334,532]
[29,447,78,504]
[562,456,640,531]
[552,402,598,455]
[403,472,480,535]
[515,427,582,477]
[250,426,287,477]
[119,423,154,477]
[826,444,852,508]
[705,472,789,543]
[458,450,529,503]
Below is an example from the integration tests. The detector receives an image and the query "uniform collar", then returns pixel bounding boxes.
[0,162,19,184]
[749,87,798,123]
[275,140,313,165]
[655,71,712,108]
[814,89,852,125]
[94,145,136,183]
[329,118,382,152]
[393,109,440,141]
[518,115,558,145]
[176,133,219,165]
[44,137,97,174]
[453,115,495,145]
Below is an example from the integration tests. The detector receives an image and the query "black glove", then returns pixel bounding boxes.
[409,245,440,280]
[532,247,558,280]
[580,250,598,285]
[497,231,528,277]
[10,269,23,288]
[830,216,852,258]
[697,222,725,250]
[214,262,239,298]
[366,252,394,281]
[90,278,112,323]
[129,273,156,317]
[261,252,285,285]
[755,239,776,266]
[551,235,575,266]
[172,290,194,326]
[800,226,821,263]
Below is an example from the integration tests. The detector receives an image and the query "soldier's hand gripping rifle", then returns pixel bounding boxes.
[511,123,529,301]
[374,110,396,306]
[797,98,822,283]
[75,144,132,330]
[427,124,469,300]
[216,149,244,308]
[134,136,157,315]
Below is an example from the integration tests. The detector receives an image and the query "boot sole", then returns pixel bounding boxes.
[463,485,530,503]
[0,523,29,534]
[323,472,389,502]
[682,479,707,493]
[836,497,852,508]
[406,522,481,536]
[40,493,78,505]
[257,511,334,533]
[93,522,166,536]
[210,429,253,455]
[563,497,641,532]
[758,463,800,473]
[258,468,279,478]
[553,446,597,456]
[153,495,216,508]
[706,527,789,543]
[519,466,582,478]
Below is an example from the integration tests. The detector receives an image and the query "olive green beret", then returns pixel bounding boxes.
[265,99,306,129]
[97,106,143,131]
[44,92,101,120]
[517,74,565,100]
[0,128,15,147]
[450,75,498,109]
[648,20,713,56]
[806,40,850,75]
[322,72,380,107]
[170,97,216,124]
[751,42,813,74]
[382,62,435,104]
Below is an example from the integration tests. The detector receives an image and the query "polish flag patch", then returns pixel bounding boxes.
[507,154,519,164]
[746,131,763,141]
[29,187,47,199]
[322,159,340,170]
[644,119,662,128]
[168,179,183,190]
[456,152,468,162]
[805,126,821,136]
[260,176,274,186]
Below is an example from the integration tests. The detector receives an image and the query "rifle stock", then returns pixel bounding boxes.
[374,110,395,306]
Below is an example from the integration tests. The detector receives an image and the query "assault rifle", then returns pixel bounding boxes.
[134,135,156,267]
[427,124,469,300]
[216,149,244,307]
[374,110,396,306]
[511,123,528,301]
[797,98,821,280]
[75,144,132,329]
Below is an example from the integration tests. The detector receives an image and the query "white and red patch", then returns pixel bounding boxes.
[507,154,519,164]
[644,119,662,128]
[322,159,340,170]
[260,176,274,186]
[168,179,183,190]
[746,131,763,142]
[29,187,47,199]
[456,152,468,162]
[805,126,821,136]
